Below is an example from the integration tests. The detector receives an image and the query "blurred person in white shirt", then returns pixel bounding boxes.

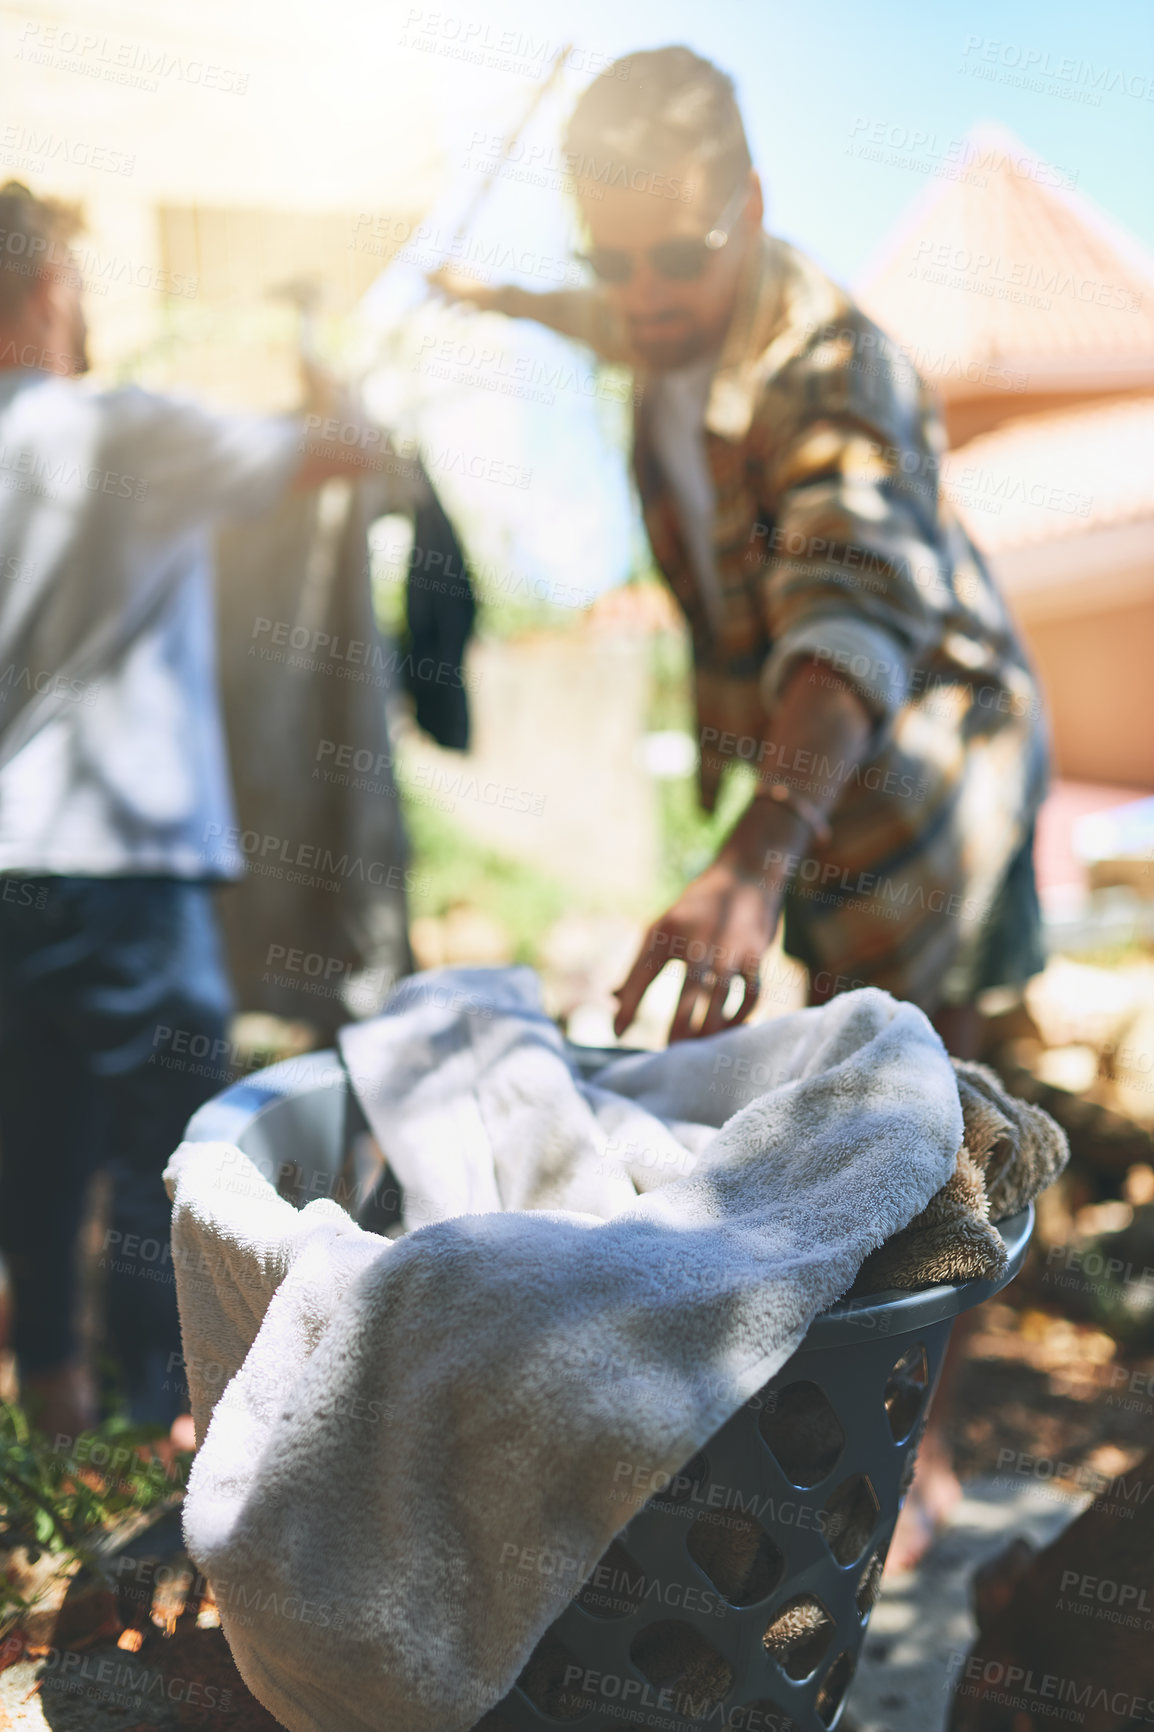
[0,182,379,1440]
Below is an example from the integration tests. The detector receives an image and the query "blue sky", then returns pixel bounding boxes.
[438,0,1154,285]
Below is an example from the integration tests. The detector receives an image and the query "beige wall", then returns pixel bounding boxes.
[399,631,660,906]
[1023,595,1154,786]
[0,0,444,382]
[133,204,409,410]
[157,206,389,312]
[993,520,1154,789]
[945,384,1154,446]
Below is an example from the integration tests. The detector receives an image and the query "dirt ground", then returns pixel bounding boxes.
[3,948,1153,1731]
[4,1232,1153,1732]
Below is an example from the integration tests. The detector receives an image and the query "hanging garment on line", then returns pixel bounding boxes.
[404,460,476,752]
[213,482,413,1032]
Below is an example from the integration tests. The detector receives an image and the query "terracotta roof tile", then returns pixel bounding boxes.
[942,394,1154,549]
[857,125,1154,390]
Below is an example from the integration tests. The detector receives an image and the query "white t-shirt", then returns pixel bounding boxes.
[646,351,725,634]
[0,370,301,879]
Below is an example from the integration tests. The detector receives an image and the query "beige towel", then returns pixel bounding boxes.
[854,1060,1068,1292]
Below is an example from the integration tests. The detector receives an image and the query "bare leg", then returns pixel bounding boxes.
[20,1359,98,1442]
[807,987,982,1570]
[887,1002,984,1570]
[932,1001,984,1062]
[886,1313,974,1573]
[170,1413,196,1451]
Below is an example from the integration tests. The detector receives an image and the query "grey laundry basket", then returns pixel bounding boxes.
[185,1046,1032,1732]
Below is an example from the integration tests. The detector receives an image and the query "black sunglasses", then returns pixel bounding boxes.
[575,183,750,284]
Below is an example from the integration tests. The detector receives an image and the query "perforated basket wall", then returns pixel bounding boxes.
[476,1312,956,1732]
[185,1048,1031,1732]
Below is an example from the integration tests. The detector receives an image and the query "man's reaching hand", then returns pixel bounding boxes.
[613,858,785,1044]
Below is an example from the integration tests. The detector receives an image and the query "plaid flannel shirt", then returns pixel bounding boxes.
[502,231,1049,1007]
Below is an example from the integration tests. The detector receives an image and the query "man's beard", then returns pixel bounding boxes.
[627,316,713,371]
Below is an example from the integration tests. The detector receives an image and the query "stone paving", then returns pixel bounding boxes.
[845,1476,1081,1732]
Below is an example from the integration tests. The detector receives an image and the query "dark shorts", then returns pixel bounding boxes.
[782,819,1046,1012]
[962,818,1047,998]
[0,875,233,1420]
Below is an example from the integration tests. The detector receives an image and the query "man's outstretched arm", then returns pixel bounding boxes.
[613,661,873,1043]
[427,268,629,362]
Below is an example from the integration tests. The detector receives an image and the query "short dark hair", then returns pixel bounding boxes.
[564,47,752,208]
[0,181,83,321]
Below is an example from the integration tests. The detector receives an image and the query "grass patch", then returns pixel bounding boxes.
[401,790,575,965]
[0,1402,187,1636]
[654,764,759,908]
[643,616,758,905]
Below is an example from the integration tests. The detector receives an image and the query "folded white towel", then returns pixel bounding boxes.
[165,970,962,1732]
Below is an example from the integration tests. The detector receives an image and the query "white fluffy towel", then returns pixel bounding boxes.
[165,969,964,1732]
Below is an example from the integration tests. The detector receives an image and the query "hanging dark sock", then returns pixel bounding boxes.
[404,464,477,751]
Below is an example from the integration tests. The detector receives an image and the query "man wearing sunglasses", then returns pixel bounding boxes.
[433,45,1047,1067]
